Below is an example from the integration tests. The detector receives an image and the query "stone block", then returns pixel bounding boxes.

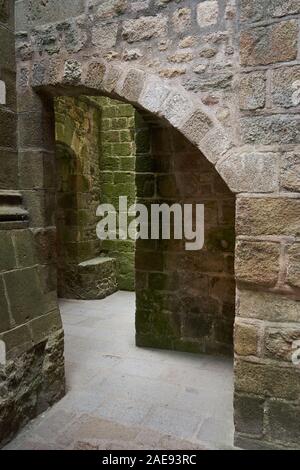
[239,72,266,110]
[264,326,300,362]
[0,231,15,273]
[240,0,300,23]
[121,69,145,104]
[0,276,10,332]
[15,0,85,30]
[12,229,36,268]
[218,153,278,193]
[0,0,14,28]
[197,1,219,28]
[280,151,300,192]
[30,310,62,345]
[234,321,258,356]
[235,359,300,400]
[236,197,300,236]
[139,78,170,114]
[267,400,300,446]
[0,323,32,358]
[235,241,280,287]
[0,26,14,69]
[161,92,193,128]
[4,267,46,326]
[91,23,118,50]
[234,393,264,437]
[199,126,233,164]
[241,115,300,145]
[172,8,191,33]
[240,21,298,66]
[0,109,16,149]
[271,65,300,108]
[122,15,168,43]
[180,110,212,147]
[237,290,300,323]
[287,243,300,288]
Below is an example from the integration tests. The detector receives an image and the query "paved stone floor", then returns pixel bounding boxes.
[5,292,235,450]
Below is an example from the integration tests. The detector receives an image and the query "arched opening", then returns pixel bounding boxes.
[52,90,236,448]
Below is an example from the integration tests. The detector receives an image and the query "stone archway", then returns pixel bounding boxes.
[0,51,296,448]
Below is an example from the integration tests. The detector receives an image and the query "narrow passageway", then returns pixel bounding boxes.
[4,293,234,450]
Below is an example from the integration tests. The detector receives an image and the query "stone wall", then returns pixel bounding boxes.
[99,97,136,291]
[0,0,298,449]
[0,0,65,447]
[55,95,136,295]
[135,113,235,354]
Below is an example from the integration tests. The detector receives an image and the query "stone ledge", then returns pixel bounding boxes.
[0,190,28,224]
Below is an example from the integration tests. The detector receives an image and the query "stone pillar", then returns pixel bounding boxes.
[234,196,300,449]
[0,2,65,447]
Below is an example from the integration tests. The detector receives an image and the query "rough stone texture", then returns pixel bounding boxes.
[218,153,278,193]
[237,290,300,323]
[240,21,298,66]
[0,330,65,447]
[2,0,299,451]
[236,197,300,237]
[234,394,264,437]
[267,401,300,447]
[235,241,280,287]
[271,65,300,108]
[264,326,300,362]
[234,322,258,356]
[287,243,300,288]
[280,151,300,192]
[241,115,300,145]
[197,1,219,28]
[239,72,266,110]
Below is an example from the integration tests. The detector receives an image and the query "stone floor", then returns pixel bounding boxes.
[4,291,235,450]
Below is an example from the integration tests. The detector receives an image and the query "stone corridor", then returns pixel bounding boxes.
[4,292,234,450]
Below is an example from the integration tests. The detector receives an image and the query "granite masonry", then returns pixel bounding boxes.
[0,0,298,450]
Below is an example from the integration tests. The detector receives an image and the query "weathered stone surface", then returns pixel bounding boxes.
[92,23,118,49]
[15,0,85,30]
[200,127,233,164]
[85,62,106,90]
[218,153,278,193]
[180,110,212,147]
[139,78,170,113]
[172,8,191,33]
[0,330,65,446]
[267,401,300,446]
[121,69,145,103]
[236,197,300,236]
[237,290,300,323]
[280,151,300,192]
[241,115,300,145]
[271,66,300,108]
[234,394,264,437]
[234,322,258,356]
[240,0,300,23]
[240,21,298,66]
[239,72,266,110]
[197,1,219,28]
[264,326,300,362]
[236,241,280,287]
[63,59,82,85]
[287,243,300,288]
[235,359,300,400]
[122,15,167,43]
[161,92,193,127]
